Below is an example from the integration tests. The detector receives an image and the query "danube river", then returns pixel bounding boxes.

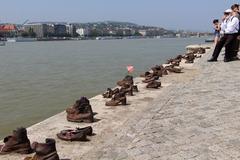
[0,37,207,138]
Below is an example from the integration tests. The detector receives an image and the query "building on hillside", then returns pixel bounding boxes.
[46,24,55,36]
[54,24,67,36]
[122,29,130,36]
[24,23,48,38]
[138,30,147,36]
[0,24,17,37]
[24,22,68,38]
[108,30,117,36]
[66,24,77,37]
[76,28,89,37]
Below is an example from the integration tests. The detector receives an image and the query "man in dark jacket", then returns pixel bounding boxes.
[231,4,240,59]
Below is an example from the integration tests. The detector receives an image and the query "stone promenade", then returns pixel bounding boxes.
[80,46,240,160]
[2,45,240,160]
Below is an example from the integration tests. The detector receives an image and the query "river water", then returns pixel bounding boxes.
[0,37,206,138]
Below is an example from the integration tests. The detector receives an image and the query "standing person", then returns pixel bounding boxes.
[213,19,221,45]
[231,4,240,59]
[208,9,239,62]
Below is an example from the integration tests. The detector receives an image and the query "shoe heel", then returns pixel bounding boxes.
[121,98,127,105]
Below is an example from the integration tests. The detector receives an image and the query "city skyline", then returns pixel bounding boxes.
[0,0,239,32]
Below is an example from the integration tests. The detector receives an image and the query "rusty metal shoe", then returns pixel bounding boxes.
[105,92,127,106]
[144,72,155,79]
[162,68,168,75]
[24,138,59,160]
[166,55,182,65]
[120,84,133,96]
[66,105,78,114]
[152,70,163,77]
[184,53,195,63]
[146,81,161,89]
[175,54,183,60]
[151,65,160,71]
[105,97,127,106]
[57,126,93,141]
[165,66,182,73]
[66,97,90,113]
[66,97,94,123]
[157,65,168,75]
[142,76,159,83]
[70,97,89,109]
[117,75,134,86]
[140,71,151,77]
[102,88,120,98]
[67,112,94,123]
[132,85,139,92]
[0,127,32,155]
[67,103,94,123]
[102,88,114,98]
[112,88,120,94]
[198,48,206,54]
[150,65,163,77]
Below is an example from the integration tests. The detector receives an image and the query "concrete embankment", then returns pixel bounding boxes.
[3,43,240,160]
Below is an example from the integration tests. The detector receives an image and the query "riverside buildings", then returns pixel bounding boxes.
[1,21,208,39]
[0,24,17,37]
[24,23,49,38]
[23,22,70,38]
[76,28,89,37]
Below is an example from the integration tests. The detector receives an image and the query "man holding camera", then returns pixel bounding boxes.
[208,9,239,62]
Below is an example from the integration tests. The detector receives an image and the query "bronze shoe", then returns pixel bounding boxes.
[0,127,32,155]
[24,138,59,160]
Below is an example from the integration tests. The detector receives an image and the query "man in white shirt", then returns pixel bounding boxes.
[231,4,240,59]
[208,9,239,62]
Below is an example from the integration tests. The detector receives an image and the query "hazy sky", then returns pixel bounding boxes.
[0,0,239,31]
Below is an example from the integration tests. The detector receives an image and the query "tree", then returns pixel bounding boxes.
[88,29,101,37]
[133,31,142,36]
[21,32,29,37]
[28,28,36,38]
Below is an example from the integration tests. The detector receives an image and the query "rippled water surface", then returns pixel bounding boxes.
[0,38,206,138]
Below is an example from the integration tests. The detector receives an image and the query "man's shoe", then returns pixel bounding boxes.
[24,138,60,160]
[0,127,33,155]
[57,126,93,141]
[231,56,240,61]
[105,92,127,106]
[66,97,94,123]
[207,58,217,62]
[146,80,161,89]
[224,57,233,62]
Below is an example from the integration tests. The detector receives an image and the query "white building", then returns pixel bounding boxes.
[76,28,89,37]
[138,30,147,36]
[109,30,116,35]
[66,24,75,36]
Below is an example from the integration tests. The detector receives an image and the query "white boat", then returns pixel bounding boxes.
[7,37,37,42]
[7,38,16,42]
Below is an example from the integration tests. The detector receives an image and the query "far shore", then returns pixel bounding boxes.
[3,35,211,43]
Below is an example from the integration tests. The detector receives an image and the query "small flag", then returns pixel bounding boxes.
[127,65,134,73]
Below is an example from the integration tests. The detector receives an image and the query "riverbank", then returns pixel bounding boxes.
[0,37,206,138]
[3,36,206,42]
[1,44,211,160]
[4,43,240,160]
